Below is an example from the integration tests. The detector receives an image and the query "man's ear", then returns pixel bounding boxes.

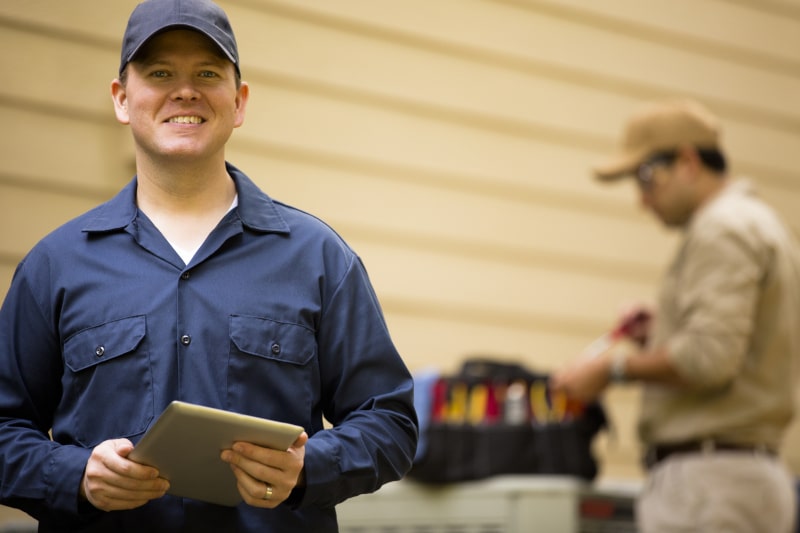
[111,79,130,125]
[233,81,249,129]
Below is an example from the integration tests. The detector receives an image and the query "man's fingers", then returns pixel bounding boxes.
[221,438,307,508]
[82,438,169,511]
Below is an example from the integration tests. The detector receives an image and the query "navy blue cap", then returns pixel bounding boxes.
[119,0,239,75]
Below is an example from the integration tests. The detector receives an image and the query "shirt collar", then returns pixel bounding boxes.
[82,162,290,235]
[687,178,754,232]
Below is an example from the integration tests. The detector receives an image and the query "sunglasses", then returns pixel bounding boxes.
[636,152,677,191]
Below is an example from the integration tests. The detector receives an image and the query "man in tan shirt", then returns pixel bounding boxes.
[552,99,800,532]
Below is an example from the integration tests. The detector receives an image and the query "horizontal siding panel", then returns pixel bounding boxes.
[723,121,800,194]
[363,243,655,332]
[381,313,598,375]
[238,85,619,202]
[229,135,623,208]
[6,1,799,185]
[0,105,130,192]
[723,0,800,16]
[346,240,658,330]
[0,1,137,38]
[259,0,800,125]
[230,142,800,270]
[0,25,118,117]
[746,177,800,233]
[245,77,800,207]
[227,4,800,181]
[236,90,625,210]
[0,186,99,258]
[228,4,630,144]
[7,3,799,196]
[522,0,800,71]
[227,146,677,276]
[236,84,800,231]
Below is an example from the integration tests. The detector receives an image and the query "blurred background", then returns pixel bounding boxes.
[1,0,799,527]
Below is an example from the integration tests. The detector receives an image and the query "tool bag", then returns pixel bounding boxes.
[408,358,607,484]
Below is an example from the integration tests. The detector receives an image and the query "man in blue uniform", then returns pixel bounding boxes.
[0,0,418,530]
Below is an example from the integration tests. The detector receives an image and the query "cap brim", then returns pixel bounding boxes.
[122,24,238,75]
[592,148,649,182]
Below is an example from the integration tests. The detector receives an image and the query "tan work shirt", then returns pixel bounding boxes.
[639,179,800,450]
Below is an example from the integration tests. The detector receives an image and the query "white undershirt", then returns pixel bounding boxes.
[170,194,238,264]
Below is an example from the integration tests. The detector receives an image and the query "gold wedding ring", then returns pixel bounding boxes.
[263,484,273,500]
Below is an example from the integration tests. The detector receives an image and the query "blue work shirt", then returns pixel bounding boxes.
[0,164,418,532]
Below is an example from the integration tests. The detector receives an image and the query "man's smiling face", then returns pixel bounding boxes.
[112,29,247,166]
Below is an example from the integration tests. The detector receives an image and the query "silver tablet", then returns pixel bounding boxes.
[129,401,304,506]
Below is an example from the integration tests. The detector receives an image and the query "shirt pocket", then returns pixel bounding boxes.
[228,315,316,422]
[62,315,154,446]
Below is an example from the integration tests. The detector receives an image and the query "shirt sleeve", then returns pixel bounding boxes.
[0,253,95,519]
[666,220,767,388]
[295,255,418,508]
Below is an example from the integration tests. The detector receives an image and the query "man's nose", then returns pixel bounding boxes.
[172,79,200,100]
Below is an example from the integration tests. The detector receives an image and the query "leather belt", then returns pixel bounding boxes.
[645,440,776,469]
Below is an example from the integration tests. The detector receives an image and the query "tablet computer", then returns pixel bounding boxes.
[129,401,304,506]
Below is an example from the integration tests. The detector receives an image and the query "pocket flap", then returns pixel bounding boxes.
[230,315,315,366]
[64,315,147,372]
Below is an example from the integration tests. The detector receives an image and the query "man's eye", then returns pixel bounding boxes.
[150,70,169,78]
[199,71,218,78]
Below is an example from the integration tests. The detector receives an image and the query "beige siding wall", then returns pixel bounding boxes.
[1,3,799,521]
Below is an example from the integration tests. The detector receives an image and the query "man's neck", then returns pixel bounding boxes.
[134,158,238,263]
[134,154,236,214]
[695,172,728,210]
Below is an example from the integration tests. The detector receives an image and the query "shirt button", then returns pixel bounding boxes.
[181,335,192,346]
[181,272,191,280]
[95,345,105,357]
[271,343,281,355]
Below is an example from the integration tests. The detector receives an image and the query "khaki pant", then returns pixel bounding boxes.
[637,451,797,533]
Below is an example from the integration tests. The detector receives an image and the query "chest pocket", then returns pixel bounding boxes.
[62,315,154,446]
[228,315,316,420]
[230,315,315,365]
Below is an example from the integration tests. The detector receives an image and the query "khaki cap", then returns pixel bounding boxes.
[593,99,721,181]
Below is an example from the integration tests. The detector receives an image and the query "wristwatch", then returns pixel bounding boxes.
[608,339,636,382]
[609,350,627,382]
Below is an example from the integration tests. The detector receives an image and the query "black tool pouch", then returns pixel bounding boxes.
[408,358,607,484]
